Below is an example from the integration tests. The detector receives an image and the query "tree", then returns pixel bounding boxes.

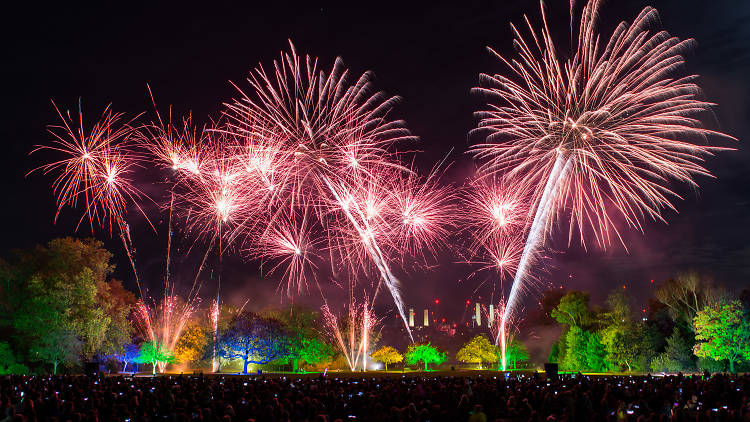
[136,341,176,375]
[30,329,81,374]
[111,343,140,373]
[654,272,724,329]
[405,342,447,371]
[0,342,28,375]
[0,237,129,369]
[296,337,335,370]
[96,279,135,356]
[265,305,334,372]
[599,290,640,371]
[601,326,641,372]
[217,312,289,374]
[562,327,590,371]
[548,341,561,364]
[551,291,592,328]
[174,324,209,365]
[693,300,750,373]
[645,299,674,353]
[650,326,695,373]
[456,335,498,369]
[504,339,530,370]
[530,288,567,326]
[585,332,608,372]
[371,346,403,371]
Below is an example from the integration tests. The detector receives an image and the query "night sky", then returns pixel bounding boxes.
[2,0,749,324]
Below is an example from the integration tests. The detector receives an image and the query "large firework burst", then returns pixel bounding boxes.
[469,0,733,368]
[211,41,455,338]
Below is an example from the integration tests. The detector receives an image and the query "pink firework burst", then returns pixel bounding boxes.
[468,0,734,370]
[258,211,320,296]
[390,168,457,258]
[471,0,734,248]
[461,174,531,253]
[216,41,454,336]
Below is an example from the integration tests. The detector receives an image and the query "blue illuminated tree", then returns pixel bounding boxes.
[111,342,140,372]
[217,312,290,374]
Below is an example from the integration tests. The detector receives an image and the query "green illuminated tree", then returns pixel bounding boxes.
[456,335,498,369]
[0,237,135,368]
[599,290,640,371]
[562,326,590,371]
[548,341,561,364]
[551,291,592,328]
[405,342,446,371]
[0,342,28,375]
[136,341,176,375]
[693,300,750,373]
[297,337,335,370]
[601,326,641,372]
[265,305,334,372]
[503,339,530,370]
[371,346,403,371]
[30,329,81,374]
[585,332,608,372]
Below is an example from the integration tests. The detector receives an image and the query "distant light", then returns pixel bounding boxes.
[434,299,440,305]
[465,300,471,305]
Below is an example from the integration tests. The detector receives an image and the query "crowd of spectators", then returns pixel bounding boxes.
[1,372,749,421]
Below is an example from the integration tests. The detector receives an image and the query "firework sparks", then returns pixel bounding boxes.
[322,296,381,371]
[483,300,522,371]
[219,41,453,338]
[469,0,733,369]
[259,211,320,296]
[31,100,147,228]
[133,295,199,373]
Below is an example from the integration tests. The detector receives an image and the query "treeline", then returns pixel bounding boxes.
[545,277,750,373]
[0,237,339,375]
[2,238,748,375]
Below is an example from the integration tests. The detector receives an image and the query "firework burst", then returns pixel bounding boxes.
[31,100,151,296]
[32,101,147,229]
[218,41,454,338]
[469,0,733,368]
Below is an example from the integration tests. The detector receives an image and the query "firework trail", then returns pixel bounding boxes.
[30,100,150,297]
[470,0,733,368]
[210,299,220,372]
[482,300,523,370]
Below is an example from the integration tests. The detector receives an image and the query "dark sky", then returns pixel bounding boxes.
[2,0,749,322]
